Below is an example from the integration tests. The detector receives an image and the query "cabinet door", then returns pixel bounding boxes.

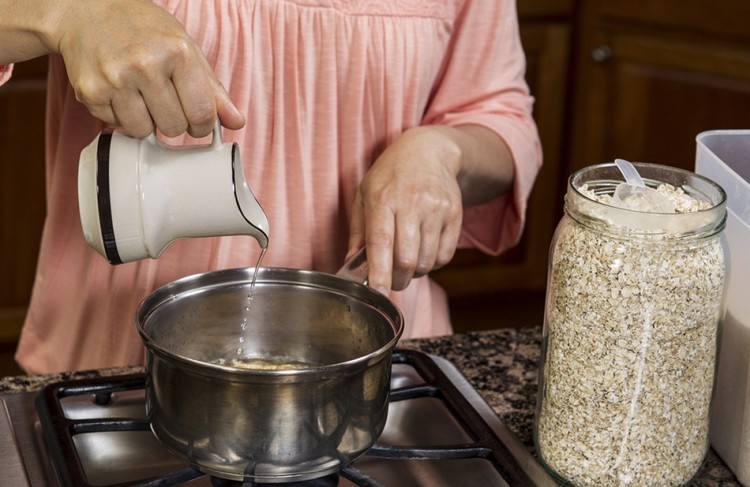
[431,21,571,328]
[0,57,47,374]
[568,0,750,174]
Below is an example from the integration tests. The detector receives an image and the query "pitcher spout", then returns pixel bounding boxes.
[232,147,269,249]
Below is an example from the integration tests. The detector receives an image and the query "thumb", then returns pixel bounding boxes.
[215,84,245,130]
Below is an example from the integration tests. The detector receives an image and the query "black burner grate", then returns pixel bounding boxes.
[35,349,536,487]
[209,472,341,487]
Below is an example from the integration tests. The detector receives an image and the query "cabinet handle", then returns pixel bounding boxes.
[591,45,613,63]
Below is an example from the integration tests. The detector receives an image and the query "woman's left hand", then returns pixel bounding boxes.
[348,124,514,294]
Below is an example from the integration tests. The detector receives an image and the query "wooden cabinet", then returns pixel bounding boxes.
[567,0,750,174]
[432,0,574,330]
[0,57,47,376]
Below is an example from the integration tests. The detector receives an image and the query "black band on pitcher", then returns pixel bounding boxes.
[96,132,122,264]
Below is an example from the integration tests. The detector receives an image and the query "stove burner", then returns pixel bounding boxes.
[32,349,545,487]
[209,473,340,487]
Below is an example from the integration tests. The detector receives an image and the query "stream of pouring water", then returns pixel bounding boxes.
[237,247,267,357]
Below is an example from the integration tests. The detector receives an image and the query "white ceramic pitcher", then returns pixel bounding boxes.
[78,124,269,264]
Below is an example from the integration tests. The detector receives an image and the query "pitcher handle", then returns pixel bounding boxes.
[210,121,223,150]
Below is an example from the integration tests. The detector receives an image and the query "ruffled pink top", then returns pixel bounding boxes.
[7,0,540,373]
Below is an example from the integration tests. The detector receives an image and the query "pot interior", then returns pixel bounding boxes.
[137,267,403,372]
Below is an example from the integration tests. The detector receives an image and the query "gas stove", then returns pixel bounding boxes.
[1,350,555,486]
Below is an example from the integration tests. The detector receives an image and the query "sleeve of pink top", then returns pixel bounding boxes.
[421,0,542,256]
[0,64,13,85]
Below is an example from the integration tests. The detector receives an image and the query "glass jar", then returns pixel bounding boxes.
[534,162,727,487]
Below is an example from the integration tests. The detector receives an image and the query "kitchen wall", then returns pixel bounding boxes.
[2,0,750,376]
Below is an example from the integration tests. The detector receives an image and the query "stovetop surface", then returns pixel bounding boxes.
[1,350,556,487]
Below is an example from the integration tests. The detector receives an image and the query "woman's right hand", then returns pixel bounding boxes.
[49,0,244,138]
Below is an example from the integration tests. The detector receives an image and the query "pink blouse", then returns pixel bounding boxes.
[9,0,541,373]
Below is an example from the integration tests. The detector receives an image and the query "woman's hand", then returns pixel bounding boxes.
[348,124,514,294]
[50,0,244,137]
[349,126,463,293]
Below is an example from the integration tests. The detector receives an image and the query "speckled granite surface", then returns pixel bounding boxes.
[0,327,742,486]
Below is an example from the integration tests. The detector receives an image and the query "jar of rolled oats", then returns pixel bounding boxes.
[534,162,727,487]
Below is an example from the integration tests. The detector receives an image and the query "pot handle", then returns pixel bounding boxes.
[336,247,369,284]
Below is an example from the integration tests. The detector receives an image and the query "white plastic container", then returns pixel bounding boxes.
[696,130,750,485]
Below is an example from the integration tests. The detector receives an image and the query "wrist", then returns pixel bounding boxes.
[426,123,515,206]
[40,0,82,55]
[0,0,71,62]
[402,125,464,178]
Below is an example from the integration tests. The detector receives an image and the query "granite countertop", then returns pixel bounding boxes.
[0,327,741,486]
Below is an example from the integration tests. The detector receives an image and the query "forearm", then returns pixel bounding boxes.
[452,124,515,206]
[0,0,63,64]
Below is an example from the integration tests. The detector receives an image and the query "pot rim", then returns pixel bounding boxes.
[136,266,404,377]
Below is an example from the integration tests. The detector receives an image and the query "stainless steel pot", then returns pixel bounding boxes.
[136,266,403,483]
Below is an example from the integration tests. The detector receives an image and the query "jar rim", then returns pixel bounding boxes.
[566,162,727,238]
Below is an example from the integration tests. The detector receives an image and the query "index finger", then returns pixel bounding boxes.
[363,206,396,296]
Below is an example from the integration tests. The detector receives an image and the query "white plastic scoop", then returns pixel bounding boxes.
[612,159,675,213]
